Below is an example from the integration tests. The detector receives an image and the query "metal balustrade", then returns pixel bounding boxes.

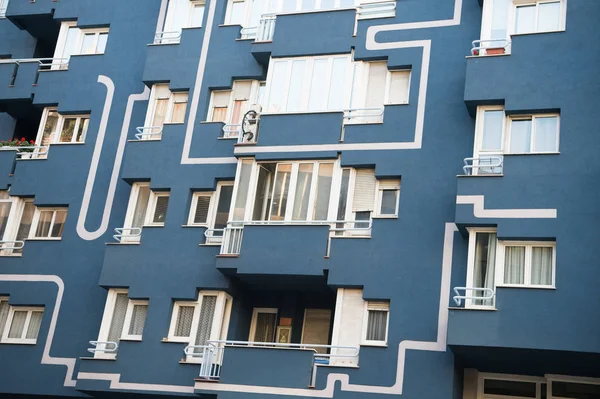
[356,1,396,19]
[343,107,384,124]
[452,287,495,306]
[240,14,276,42]
[0,58,69,87]
[0,240,24,250]
[135,126,163,140]
[15,146,48,159]
[88,341,118,354]
[222,124,241,138]
[203,229,224,245]
[463,156,503,175]
[471,39,511,56]
[184,340,359,383]
[218,219,372,255]
[154,31,182,44]
[113,227,142,243]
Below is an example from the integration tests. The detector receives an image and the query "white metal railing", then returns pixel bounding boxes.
[135,126,163,140]
[15,146,48,159]
[453,287,495,306]
[154,31,181,44]
[0,58,69,87]
[88,341,119,354]
[357,1,396,19]
[184,340,359,383]
[113,227,142,243]
[0,240,24,250]
[471,39,511,56]
[240,14,276,42]
[204,229,224,245]
[222,124,241,138]
[343,107,384,124]
[219,220,373,255]
[0,6,7,19]
[463,156,503,175]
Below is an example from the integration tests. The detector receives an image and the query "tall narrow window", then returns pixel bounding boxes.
[143,85,189,139]
[210,91,231,122]
[189,1,206,28]
[468,231,497,307]
[269,164,292,221]
[249,308,277,343]
[362,301,389,346]
[352,169,376,228]
[376,179,400,217]
[387,70,410,105]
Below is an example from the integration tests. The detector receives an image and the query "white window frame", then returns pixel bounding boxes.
[206,80,261,126]
[465,227,499,310]
[173,291,232,363]
[1,306,44,345]
[75,27,110,55]
[506,114,560,154]
[188,182,234,228]
[0,0,9,19]
[385,69,411,105]
[144,191,170,227]
[35,107,90,147]
[189,0,206,28]
[374,179,400,218]
[142,85,189,140]
[0,196,35,255]
[361,301,389,346]
[30,207,67,240]
[121,299,149,341]
[263,55,354,115]
[248,307,278,342]
[496,241,556,288]
[477,372,545,399]
[509,0,567,36]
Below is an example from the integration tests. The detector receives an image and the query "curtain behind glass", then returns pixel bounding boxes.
[504,246,525,284]
[531,247,553,285]
[366,310,387,341]
[107,294,129,344]
[131,187,151,228]
[8,311,27,338]
[473,233,497,306]
[25,311,43,339]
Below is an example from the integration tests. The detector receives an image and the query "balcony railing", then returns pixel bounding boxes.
[356,1,397,19]
[222,124,241,138]
[452,287,495,306]
[113,227,141,243]
[0,240,24,251]
[184,340,359,384]
[135,126,163,140]
[463,156,503,175]
[216,219,373,256]
[240,14,276,42]
[154,31,181,45]
[16,146,49,159]
[0,58,69,87]
[343,107,384,125]
[88,341,118,354]
[471,39,511,56]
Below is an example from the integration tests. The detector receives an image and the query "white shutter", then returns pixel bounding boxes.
[352,169,376,211]
[365,62,387,109]
[233,81,252,100]
[193,195,211,224]
[213,91,231,107]
[301,309,331,354]
[388,70,410,104]
[378,179,400,190]
[330,288,364,366]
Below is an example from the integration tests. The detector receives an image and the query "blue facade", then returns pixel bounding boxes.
[0,1,598,399]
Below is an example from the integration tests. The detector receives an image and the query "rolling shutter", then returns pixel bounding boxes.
[352,169,376,211]
[193,196,211,224]
[301,309,332,354]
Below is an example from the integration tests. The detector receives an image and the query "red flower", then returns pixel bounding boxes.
[20,137,25,142]
[30,140,35,144]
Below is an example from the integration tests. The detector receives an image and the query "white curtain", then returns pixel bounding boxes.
[504,246,525,284]
[473,233,497,306]
[25,311,43,339]
[128,304,148,336]
[366,310,387,341]
[531,247,553,285]
[482,235,497,306]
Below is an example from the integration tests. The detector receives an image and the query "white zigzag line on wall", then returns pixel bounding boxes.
[456,195,558,219]
[0,275,76,387]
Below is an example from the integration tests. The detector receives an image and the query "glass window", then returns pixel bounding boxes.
[380,191,397,215]
[286,60,307,112]
[509,119,532,153]
[490,0,511,42]
[313,163,333,220]
[481,110,504,151]
[515,5,536,34]
[132,186,151,229]
[189,2,205,27]
[229,0,246,24]
[191,195,211,225]
[484,379,537,398]
[41,111,59,146]
[328,58,347,110]
[59,118,77,142]
[34,211,53,237]
[471,232,497,306]
[211,91,231,122]
[501,243,554,287]
[387,70,410,104]
[533,116,558,152]
[152,195,169,225]
[364,302,389,344]
[538,1,561,32]
[214,185,234,233]
[292,164,314,221]
[269,164,292,221]
[81,33,97,55]
[308,59,328,111]
[552,381,600,398]
[504,246,526,284]
[171,93,188,123]
[233,160,253,221]
[96,33,108,54]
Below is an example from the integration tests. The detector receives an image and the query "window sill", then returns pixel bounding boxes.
[360,342,387,348]
[80,356,117,361]
[504,152,560,156]
[128,138,161,142]
[0,340,37,345]
[26,238,61,241]
[330,235,371,240]
[216,254,239,258]
[106,242,140,246]
[180,359,203,365]
[161,337,189,344]
[373,215,397,219]
[0,253,22,257]
[315,363,359,369]
[457,174,504,178]
[261,110,344,117]
[119,337,142,342]
[200,243,222,247]
[449,306,497,311]
[142,224,165,228]
[510,29,565,37]
[218,136,239,140]
[182,224,208,228]
[163,122,184,125]
[496,284,556,290]
[70,53,105,58]
[466,53,511,59]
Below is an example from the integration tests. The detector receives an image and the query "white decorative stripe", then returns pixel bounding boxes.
[456,195,558,219]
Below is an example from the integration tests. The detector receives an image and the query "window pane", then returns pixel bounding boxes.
[174,305,195,337]
[366,62,387,109]
[0,301,9,339]
[96,33,108,54]
[190,3,205,27]
[504,246,525,284]
[25,311,43,339]
[314,163,333,220]
[214,185,233,231]
[229,1,246,24]
[153,196,169,224]
[286,60,306,112]
[61,27,80,61]
[35,211,53,238]
[195,296,216,347]
[340,0,355,6]
[233,160,253,221]
[472,233,497,305]
[15,202,35,247]
[267,61,288,112]
[308,59,328,111]
[76,118,89,142]
[552,381,600,399]
[484,379,536,398]
[254,312,277,342]
[81,33,96,55]
[380,190,398,215]
[534,116,558,152]
[292,164,313,221]
[531,247,553,285]
[152,98,170,128]
[132,186,151,228]
[230,99,247,127]
[328,58,347,110]
[481,110,504,151]
[321,0,335,8]
[41,111,59,146]
[301,0,316,10]
[515,5,536,34]
[107,293,129,343]
[0,201,12,239]
[388,71,410,104]
[50,210,67,237]
[270,164,292,221]
[538,1,560,32]
[128,304,148,336]
[281,0,296,12]
[490,0,510,42]
[252,165,275,221]
[59,118,77,142]
[171,100,188,123]
[510,119,532,153]
[211,107,228,123]
[8,311,27,339]
[366,310,387,341]
[355,210,370,230]
[193,196,211,224]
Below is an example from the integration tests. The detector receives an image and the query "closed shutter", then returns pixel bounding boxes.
[301,309,332,354]
[352,169,376,211]
[195,295,217,347]
[253,311,277,342]
[153,195,169,224]
[388,71,410,104]
[330,288,364,366]
[107,293,129,343]
[378,179,400,190]
[174,305,195,337]
[193,196,211,224]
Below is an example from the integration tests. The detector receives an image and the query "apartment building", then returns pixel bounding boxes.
[0,0,598,398]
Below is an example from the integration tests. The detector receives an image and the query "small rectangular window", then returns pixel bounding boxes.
[514,1,563,35]
[35,108,91,150]
[386,70,410,105]
[376,179,400,217]
[122,300,149,340]
[32,208,67,239]
[78,28,110,55]
[190,194,212,225]
[500,242,555,287]
[189,1,206,28]
[484,378,537,398]
[362,301,389,345]
[210,91,231,122]
[147,192,169,226]
[1,306,44,344]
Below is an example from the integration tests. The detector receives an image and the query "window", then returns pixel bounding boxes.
[30,208,67,239]
[207,80,262,136]
[249,308,278,342]
[0,193,35,255]
[35,108,90,150]
[483,377,538,398]
[512,0,564,35]
[188,182,234,243]
[79,29,109,55]
[52,23,109,69]
[189,1,206,28]
[508,115,560,154]
[498,241,555,287]
[167,292,232,363]
[362,301,389,346]
[142,85,189,139]
[159,0,205,44]
[0,304,44,345]
[146,192,170,226]
[94,289,148,359]
[121,183,169,242]
[375,179,400,217]
[466,229,498,308]
[477,374,600,399]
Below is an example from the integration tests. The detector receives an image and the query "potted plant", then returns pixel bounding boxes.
[485,47,506,55]
[0,138,36,158]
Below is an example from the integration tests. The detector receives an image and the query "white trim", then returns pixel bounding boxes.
[30,207,68,239]
[508,0,567,36]
[496,240,556,288]
[249,307,278,342]
[361,301,389,346]
[188,192,213,226]
[465,228,498,310]
[145,191,170,227]
[167,302,197,343]
[1,306,44,344]
[457,195,557,219]
[143,84,189,139]
[374,179,400,217]
[121,299,149,341]
[94,288,128,359]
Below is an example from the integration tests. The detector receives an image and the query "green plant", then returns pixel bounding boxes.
[0,138,36,152]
